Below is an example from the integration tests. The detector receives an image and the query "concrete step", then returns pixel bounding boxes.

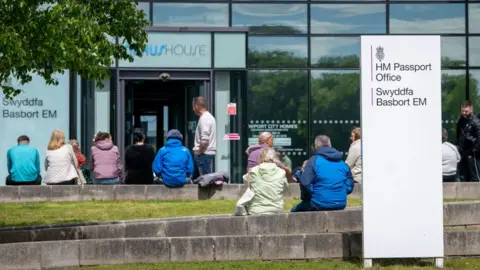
[0,230,478,269]
[0,202,478,244]
[0,182,478,203]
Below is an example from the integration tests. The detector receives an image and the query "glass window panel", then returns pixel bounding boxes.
[311,70,360,154]
[470,37,480,66]
[441,37,466,67]
[247,70,309,169]
[232,4,307,34]
[442,70,467,142]
[311,37,360,68]
[310,4,386,34]
[390,4,465,34]
[471,71,480,114]
[152,3,228,27]
[470,4,480,33]
[137,2,150,21]
[248,37,308,68]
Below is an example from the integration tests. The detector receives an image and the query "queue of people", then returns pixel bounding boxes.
[5,96,216,187]
[4,98,476,198]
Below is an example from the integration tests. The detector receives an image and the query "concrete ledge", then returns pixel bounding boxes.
[2,183,480,203]
[0,231,479,269]
[1,202,478,245]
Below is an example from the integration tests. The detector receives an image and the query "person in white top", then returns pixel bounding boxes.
[192,96,216,175]
[442,128,460,182]
[44,129,79,185]
[345,127,362,183]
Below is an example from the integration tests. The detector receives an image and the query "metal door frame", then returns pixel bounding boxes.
[116,70,212,158]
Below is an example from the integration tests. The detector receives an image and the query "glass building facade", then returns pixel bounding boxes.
[138,0,479,181]
[1,0,479,184]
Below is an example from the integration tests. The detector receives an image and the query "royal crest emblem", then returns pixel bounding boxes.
[375,46,385,62]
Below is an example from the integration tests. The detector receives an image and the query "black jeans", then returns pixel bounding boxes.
[47,180,75,185]
[6,175,42,185]
[443,174,457,182]
[458,153,480,182]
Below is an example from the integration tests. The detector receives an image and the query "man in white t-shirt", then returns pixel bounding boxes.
[192,96,216,175]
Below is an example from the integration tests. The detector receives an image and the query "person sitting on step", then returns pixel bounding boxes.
[153,129,194,188]
[291,135,354,212]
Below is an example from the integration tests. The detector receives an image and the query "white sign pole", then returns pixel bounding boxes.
[360,36,444,267]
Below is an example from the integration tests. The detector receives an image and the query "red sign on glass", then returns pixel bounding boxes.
[227,103,237,115]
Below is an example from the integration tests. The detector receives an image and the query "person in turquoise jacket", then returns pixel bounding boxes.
[153,130,194,188]
[6,135,41,185]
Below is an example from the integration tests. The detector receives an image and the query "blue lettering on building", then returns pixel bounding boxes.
[125,44,207,57]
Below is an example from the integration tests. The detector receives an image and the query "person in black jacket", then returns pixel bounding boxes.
[456,100,480,181]
[124,128,156,184]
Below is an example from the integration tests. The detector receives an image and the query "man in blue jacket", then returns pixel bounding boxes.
[153,129,194,188]
[6,135,41,185]
[291,135,354,212]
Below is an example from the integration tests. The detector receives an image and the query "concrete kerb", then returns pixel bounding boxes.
[1,202,479,244]
[1,231,479,269]
[2,183,480,203]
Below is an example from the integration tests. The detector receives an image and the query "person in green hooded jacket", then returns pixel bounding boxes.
[245,146,290,215]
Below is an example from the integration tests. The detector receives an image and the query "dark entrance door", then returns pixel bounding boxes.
[122,78,210,154]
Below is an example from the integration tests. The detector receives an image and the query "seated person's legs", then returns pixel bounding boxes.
[291,200,314,212]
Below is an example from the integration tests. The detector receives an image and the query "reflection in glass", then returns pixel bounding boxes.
[442,70,467,141]
[470,37,480,67]
[248,37,308,68]
[470,71,480,112]
[232,4,307,34]
[311,37,360,68]
[153,3,228,27]
[441,37,466,67]
[311,70,360,154]
[390,4,465,34]
[137,2,150,21]
[310,4,386,34]
[247,70,308,169]
[470,4,480,33]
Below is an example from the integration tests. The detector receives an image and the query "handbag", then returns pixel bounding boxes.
[234,171,256,216]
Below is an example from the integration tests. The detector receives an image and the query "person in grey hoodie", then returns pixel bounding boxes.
[89,132,123,185]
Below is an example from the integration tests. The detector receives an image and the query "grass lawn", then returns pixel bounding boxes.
[68,259,480,269]
[0,199,360,227]
[0,198,476,228]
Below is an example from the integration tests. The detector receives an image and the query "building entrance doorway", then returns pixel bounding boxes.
[123,79,210,153]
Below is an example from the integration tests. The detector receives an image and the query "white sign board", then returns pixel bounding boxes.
[0,73,70,185]
[361,36,443,259]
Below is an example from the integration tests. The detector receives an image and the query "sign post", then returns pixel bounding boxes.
[360,36,444,268]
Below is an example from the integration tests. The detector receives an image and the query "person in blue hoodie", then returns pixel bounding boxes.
[291,135,354,212]
[153,129,194,188]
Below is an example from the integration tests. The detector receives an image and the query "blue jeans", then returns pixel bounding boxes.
[93,177,120,185]
[195,154,214,175]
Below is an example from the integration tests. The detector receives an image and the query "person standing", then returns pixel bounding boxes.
[125,128,156,184]
[6,135,41,185]
[192,96,216,175]
[456,101,480,181]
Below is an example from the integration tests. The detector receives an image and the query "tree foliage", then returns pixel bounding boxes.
[0,0,149,98]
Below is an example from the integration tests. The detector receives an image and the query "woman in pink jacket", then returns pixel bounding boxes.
[89,132,123,184]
